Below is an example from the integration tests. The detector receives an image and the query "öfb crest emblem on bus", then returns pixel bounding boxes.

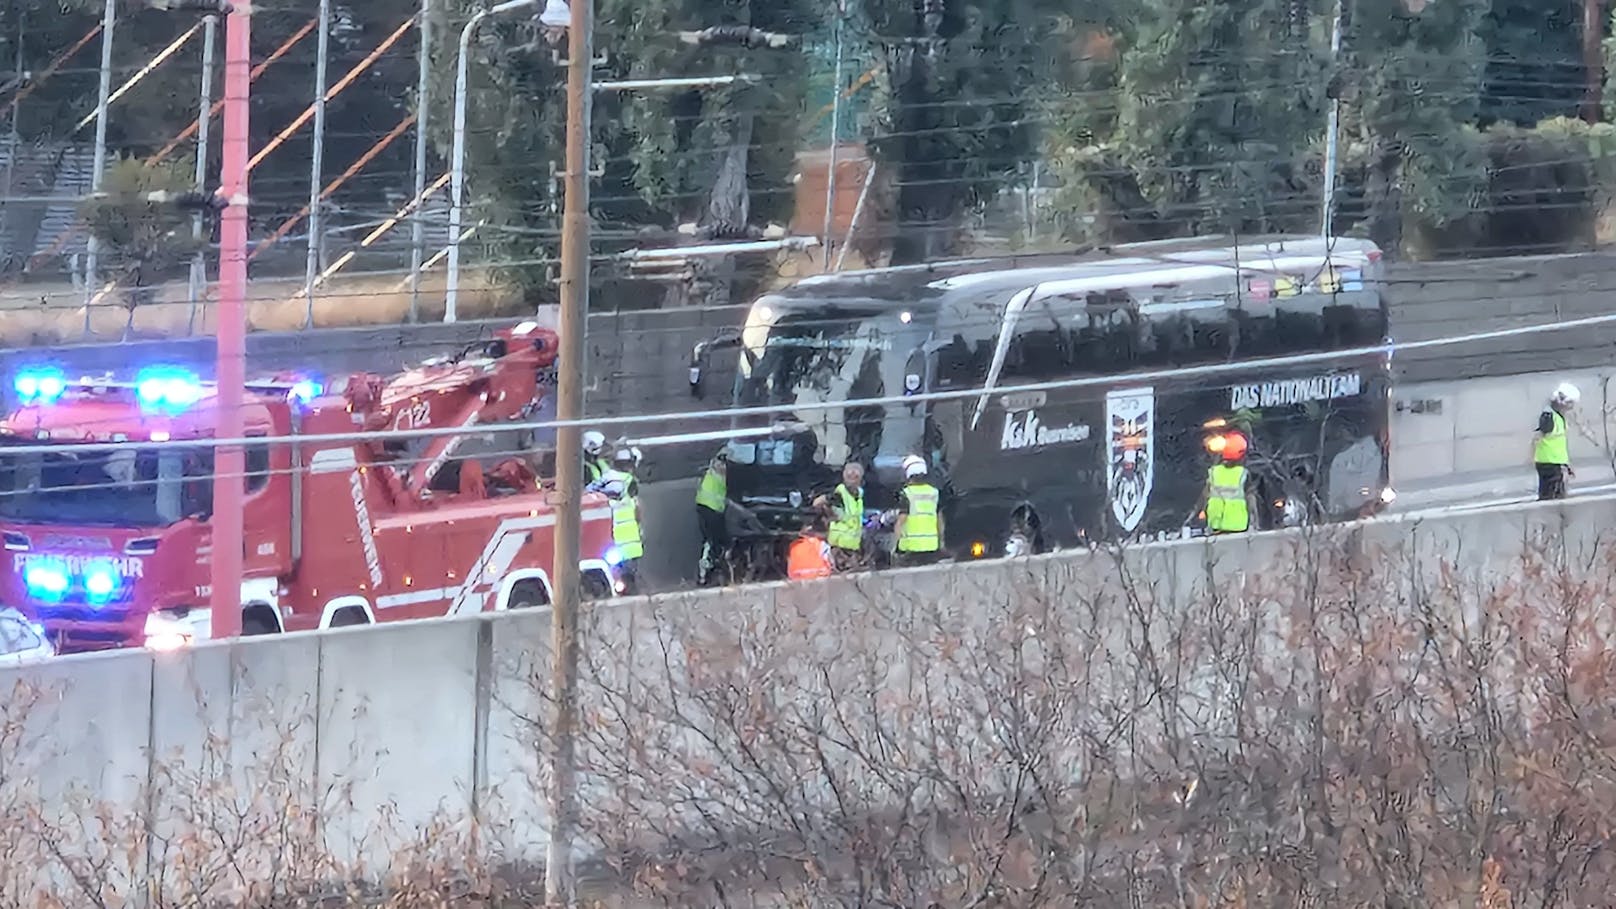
[1106,387,1155,534]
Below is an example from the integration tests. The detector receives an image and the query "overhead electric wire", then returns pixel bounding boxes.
[249,113,419,261]
[245,17,416,174]
[18,16,322,276]
[1,23,103,122]
[70,23,201,134]
[5,302,1616,458]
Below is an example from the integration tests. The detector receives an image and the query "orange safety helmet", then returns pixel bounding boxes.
[1221,432,1248,461]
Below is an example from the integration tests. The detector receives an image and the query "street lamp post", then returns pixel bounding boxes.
[445,0,540,323]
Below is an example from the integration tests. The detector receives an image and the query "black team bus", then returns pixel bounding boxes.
[688,235,1393,562]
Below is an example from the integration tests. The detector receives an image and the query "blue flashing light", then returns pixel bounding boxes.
[604,546,625,567]
[83,565,118,604]
[288,378,324,407]
[24,563,69,602]
[135,367,203,412]
[14,368,67,405]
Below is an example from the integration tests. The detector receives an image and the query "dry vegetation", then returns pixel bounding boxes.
[536,524,1616,907]
[0,267,522,346]
[7,522,1616,907]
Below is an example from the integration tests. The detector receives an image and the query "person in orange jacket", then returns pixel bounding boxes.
[786,515,834,581]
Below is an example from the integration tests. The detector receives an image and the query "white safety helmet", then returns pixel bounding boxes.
[1553,382,1581,407]
[612,447,635,466]
[902,454,928,479]
[583,430,606,456]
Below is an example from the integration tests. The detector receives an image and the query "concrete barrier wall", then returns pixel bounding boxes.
[0,490,1609,894]
[1393,366,1616,487]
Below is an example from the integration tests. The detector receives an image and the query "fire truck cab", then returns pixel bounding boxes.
[0,321,622,653]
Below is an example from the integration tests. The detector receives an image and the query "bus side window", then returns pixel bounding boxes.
[935,336,990,388]
[1001,324,1069,381]
[1073,293,1136,374]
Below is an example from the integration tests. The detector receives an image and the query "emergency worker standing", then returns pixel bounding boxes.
[787,515,834,580]
[582,430,608,485]
[598,448,644,588]
[1534,383,1581,501]
[1198,432,1259,534]
[695,451,730,583]
[813,461,866,571]
[895,455,943,567]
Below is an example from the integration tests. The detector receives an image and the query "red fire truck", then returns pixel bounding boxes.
[0,321,622,653]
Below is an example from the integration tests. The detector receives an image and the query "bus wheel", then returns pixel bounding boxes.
[1009,506,1044,555]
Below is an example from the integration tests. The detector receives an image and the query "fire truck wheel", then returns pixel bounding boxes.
[242,608,279,636]
[507,579,550,610]
[329,608,370,628]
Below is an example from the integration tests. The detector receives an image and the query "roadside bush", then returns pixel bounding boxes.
[536,525,1616,906]
[16,519,1616,906]
[1406,118,1616,258]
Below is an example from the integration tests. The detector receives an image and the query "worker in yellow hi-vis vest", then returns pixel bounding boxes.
[695,450,731,584]
[1195,432,1260,534]
[895,455,943,567]
[1534,382,1581,501]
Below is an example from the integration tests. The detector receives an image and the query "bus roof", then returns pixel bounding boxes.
[764,235,1382,315]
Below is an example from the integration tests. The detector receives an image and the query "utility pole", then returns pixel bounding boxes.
[547,0,591,900]
[1583,0,1604,123]
[447,0,539,324]
[4,13,22,198]
[188,15,218,331]
[408,0,432,323]
[821,0,845,267]
[83,0,117,332]
[303,0,332,328]
[211,0,251,642]
[1320,0,1342,239]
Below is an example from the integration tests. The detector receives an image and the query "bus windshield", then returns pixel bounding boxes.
[0,441,209,528]
[733,307,929,472]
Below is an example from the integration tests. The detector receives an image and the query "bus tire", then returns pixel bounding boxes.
[1009,505,1045,555]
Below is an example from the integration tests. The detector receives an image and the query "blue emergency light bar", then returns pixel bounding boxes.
[135,366,203,412]
[13,368,66,405]
[288,378,324,406]
[25,559,122,607]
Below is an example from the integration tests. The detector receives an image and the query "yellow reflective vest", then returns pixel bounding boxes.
[897,483,940,553]
[603,469,643,559]
[695,467,726,513]
[1205,463,1249,533]
[1535,410,1570,465]
[827,483,864,551]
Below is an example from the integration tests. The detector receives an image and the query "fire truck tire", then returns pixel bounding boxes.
[329,608,370,628]
[242,607,280,636]
[507,579,550,610]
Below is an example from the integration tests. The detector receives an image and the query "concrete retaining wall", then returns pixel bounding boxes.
[0,491,1608,892]
[1393,366,1616,487]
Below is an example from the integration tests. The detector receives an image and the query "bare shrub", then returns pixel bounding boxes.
[505,526,1616,907]
[13,521,1616,907]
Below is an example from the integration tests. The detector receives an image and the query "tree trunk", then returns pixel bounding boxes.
[1364,134,1403,258]
[694,110,755,309]
[886,0,962,265]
